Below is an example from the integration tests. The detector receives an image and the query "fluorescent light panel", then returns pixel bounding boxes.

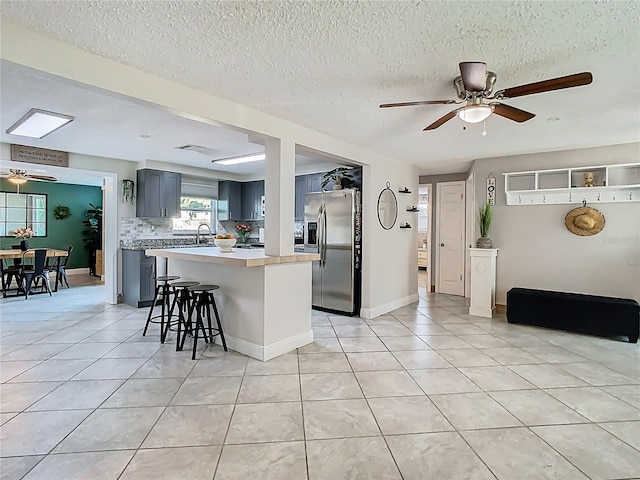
[6,108,75,139]
[213,153,265,166]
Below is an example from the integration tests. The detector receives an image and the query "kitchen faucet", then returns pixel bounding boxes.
[196,223,213,245]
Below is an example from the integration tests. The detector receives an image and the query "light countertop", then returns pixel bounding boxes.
[145,246,320,267]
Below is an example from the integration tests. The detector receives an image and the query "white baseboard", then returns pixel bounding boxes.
[469,306,495,318]
[216,330,314,361]
[359,293,420,319]
[264,330,313,361]
[65,268,90,276]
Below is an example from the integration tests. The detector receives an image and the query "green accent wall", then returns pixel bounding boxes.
[0,180,102,269]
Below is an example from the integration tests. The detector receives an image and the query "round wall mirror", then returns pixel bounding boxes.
[377,183,398,230]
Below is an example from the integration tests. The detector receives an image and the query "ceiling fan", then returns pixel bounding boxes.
[0,169,58,185]
[380,62,593,131]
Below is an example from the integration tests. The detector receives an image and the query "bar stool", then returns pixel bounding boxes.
[143,275,180,343]
[169,281,200,350]
[178,284,227,360]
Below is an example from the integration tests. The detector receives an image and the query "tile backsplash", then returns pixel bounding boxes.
[120,217,173,241]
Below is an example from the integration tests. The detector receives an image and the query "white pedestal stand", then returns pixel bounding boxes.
[469,248,498,318]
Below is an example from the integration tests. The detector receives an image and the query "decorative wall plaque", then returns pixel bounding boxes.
[486,174,496,206]
[10,144,69,167]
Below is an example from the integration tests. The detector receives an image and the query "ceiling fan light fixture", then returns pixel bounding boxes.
[7,176,28,185]
[6,108,75,139]
[457,104,494,124]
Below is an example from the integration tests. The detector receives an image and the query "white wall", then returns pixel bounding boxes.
[1,18,419,316]
[470,142,640,303]
[361,163,420,318]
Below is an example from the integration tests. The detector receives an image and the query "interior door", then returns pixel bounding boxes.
[436,181,465,296]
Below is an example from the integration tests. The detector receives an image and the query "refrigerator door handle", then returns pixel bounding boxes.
[322,205,327,267]
[317,205,324,266]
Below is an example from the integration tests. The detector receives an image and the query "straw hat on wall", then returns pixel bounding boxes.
[565,206,605,236]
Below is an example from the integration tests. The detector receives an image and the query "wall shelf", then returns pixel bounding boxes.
[504,163,640,205]
[406,207,419,212]
[398,188,411,194]
[399,224,412,229]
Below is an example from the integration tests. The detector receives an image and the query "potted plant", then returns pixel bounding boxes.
[82,203,103,276]
[10,227,34,251]
[321,167,353,190]
[476,202,493,248]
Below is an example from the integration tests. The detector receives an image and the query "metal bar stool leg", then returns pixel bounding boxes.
[210,292,228,351]
[143,284,161,336]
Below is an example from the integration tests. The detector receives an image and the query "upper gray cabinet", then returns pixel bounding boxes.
[218,180,242,221]
[218,180,265,221]
[306,173,323,193]
[295,175,306,221]
[136,169,182,218]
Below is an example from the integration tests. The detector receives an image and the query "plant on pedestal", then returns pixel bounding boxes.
[476,202,493,248]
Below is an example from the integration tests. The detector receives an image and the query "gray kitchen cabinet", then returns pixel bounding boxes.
[218,181,242,220]
[255,181,265,220]
[295,175,306,221]
[241,181,258,220]
[306,173,323,193]
[122,250,156,308]
[136,169,182,218]
[239,180,265,220]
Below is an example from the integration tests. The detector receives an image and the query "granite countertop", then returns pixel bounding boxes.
[145,246,320,267]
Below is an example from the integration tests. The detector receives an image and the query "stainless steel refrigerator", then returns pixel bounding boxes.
[304,189,361,315]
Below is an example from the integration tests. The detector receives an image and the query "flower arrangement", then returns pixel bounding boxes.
[10,227,34,239]
[235,224,252,243]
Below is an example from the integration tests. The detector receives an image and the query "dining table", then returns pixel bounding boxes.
[0,249,69,297]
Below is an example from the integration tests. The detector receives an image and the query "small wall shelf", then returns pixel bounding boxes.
[399,223,412,229]
[406,207,419,212]
[504,162,640,205]
[398,188,411,194]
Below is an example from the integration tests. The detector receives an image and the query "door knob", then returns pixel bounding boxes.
[440,243,445,247]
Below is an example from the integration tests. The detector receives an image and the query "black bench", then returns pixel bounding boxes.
[506,288,640,343]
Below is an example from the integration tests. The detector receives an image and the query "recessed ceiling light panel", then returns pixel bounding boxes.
[213,153,265,166]
[6,108,74,139]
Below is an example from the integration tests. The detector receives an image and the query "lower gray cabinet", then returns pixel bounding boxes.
[122,250,156,308]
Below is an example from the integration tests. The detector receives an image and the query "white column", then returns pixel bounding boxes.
[469,248,498,318]
[264,138,295,256]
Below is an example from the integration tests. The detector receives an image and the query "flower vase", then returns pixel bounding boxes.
[238,234,248,244]
[19,240,29,251]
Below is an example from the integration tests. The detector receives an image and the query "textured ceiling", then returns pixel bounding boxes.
[1,1,639,173]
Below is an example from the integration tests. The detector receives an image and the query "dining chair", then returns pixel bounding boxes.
[57,245,73,288]
[2,245,22,291]
[45,245,73,289]
[20,249,54,299]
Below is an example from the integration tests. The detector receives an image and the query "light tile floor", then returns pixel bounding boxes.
[1,274,639,479]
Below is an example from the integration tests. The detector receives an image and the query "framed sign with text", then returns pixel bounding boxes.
[10,144,69,167]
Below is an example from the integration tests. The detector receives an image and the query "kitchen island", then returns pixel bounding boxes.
[145,246,320,361]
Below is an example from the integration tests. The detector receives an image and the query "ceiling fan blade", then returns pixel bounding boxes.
[492,103,536,123]
[27,174,58,182]
[459,62,487,92]
[379,100,457,108]
[423,109,460,131]
[498,72,592,99]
